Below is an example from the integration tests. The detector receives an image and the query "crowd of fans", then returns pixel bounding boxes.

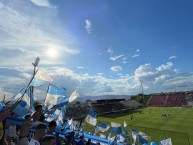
[65,106,89,119]
[0,103,93,145]
[92,103,129,115]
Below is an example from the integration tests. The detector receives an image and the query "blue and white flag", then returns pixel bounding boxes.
[64,118,73,129]
[70,121,78,131]
[100,133,106,139]
[138,132,149,144]
[111,122,122,134]
[13,88,34,117]
[85,109,97,126]
[93,126,100,135]
[30,70,53,86]
[13,104,31,117]
[13,88,35,110]
[123,127,129,135]
[107,132,111,140]
[45,84,68,107]
[98,122,110,132]
[160,138,172,145]
[131,129,138,144]
[117,134,126,143]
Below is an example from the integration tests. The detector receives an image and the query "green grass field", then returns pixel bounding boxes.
[84,107,193,145]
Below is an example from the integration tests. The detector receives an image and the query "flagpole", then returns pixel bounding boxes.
[10,69,38,111]
[31,57,40,96]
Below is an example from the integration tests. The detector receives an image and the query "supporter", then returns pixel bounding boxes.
[29,123,47,145]
[30,114,45,138]
[7,121,17,145]
[18,114,32,145]
[32,104,44,122]
[76,135,85,145]
[41,135,56,145]
[86,138,91,145]
[44,120,61,145]
[66,131,75,145]
[0,108,11,144]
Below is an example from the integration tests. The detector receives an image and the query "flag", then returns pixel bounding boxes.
[45,84,68,106]
[109,137,117,145]
[70,121,78,131]
[123,120,127,127]
[111,122,122,134]
[64,118,73,129]
[161,138,172,145]
[69,90,79,102]
[107,132,111,140]
[12,88,34,117]
[13,104,31,117]
[131,129,138,144]
[85,109,97,126]
[93,126,99,135]
[138,132,149,144]
[57,106,66,123]
[117,134,126,143]
[30,70,53,86]
[13,88,35,110]
[98,122,110,132]
[100,133,106,139]
[123,127,129,135]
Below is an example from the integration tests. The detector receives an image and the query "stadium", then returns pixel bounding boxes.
[1,1,193,145]
[65,92,193,145]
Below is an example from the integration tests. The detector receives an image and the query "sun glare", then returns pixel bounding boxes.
[47,48,58,58]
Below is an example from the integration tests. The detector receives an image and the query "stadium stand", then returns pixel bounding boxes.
[148,94,167,107]
[147,91,193,107]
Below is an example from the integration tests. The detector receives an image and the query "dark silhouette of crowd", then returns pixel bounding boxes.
[0,103,92,145]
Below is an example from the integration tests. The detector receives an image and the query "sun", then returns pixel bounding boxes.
[47,48,58,58]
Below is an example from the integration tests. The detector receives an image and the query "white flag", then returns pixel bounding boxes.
[161,138,172,145]
[34,70,53,82]
[69,90,79,102]
[124,120,127,127]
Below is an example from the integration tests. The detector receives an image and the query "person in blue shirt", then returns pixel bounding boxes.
[66,131,75,145]
[77,135,85,145]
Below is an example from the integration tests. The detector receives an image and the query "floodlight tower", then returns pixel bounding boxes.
[31,57,40,95]
[139,80,145,104]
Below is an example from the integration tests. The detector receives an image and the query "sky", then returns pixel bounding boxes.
[0,0,193,100]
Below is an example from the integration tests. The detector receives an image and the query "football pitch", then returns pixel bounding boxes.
[85,107,193,145]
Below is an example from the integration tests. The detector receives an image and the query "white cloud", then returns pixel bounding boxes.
[168,56,177,59]
[0,1,79,66]
[132,54,139,58]
[107,47,113,55]
[97,73,104,76]
[30,0,53,8]
[0,62,193,98]
[77,67,84,69]
[155,75,169,82]
[85,19,92,33]
[110,55,124,61]
[0,2,4,8]
[156,62,173,71]
[136,49,140,52]
[110,66,123,72]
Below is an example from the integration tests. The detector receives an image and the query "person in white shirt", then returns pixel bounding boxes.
[29,123,47,145]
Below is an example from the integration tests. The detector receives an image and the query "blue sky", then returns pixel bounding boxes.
[0,0,193,100]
